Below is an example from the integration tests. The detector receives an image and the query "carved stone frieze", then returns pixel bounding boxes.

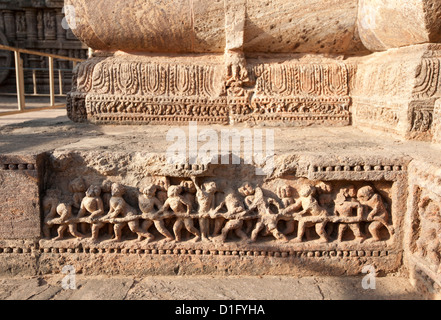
[42,177,396,246]
[36,149,408,273]
[68,55,355,126]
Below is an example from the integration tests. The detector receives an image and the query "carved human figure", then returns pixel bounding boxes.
[245,184,289,243]
[180,180,197,207]
[42,189,60,238]
[101,180,113,211]
[316,182,334,209]
[277,185,297,235]
[138,185,174,242]
[335,185,364,243]
[104,183,153,242]
[219,184,252,243]
[158,185,201,242]
[69,178,87,211]
[357,186,394,242]
[77,185,106,241]
[47,203,85,240]
[192,178,221,242]
[153,177,170,204]
[101,179,114,235]
[287,185,330,243]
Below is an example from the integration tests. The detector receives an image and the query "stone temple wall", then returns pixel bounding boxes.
[3,0,441,299]
[0,0,88,93]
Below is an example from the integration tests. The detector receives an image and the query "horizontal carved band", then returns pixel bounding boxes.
[5,243,390,259]
[312,165,404,173]
[1,163,36,171]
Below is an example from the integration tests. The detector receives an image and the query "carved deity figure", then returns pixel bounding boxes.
[335,185,364,243]
[225,51,250,97]
[138,185,174,242]
[77,185,106,241]
[158,185,200,242]
[103,183,152,242]
[357,186,394,242]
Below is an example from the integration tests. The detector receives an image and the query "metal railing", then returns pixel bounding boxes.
[0,44,85,116]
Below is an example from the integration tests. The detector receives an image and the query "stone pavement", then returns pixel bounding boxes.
[0,275,423,300]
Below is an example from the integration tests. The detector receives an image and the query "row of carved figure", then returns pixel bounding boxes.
[43,177,394,244]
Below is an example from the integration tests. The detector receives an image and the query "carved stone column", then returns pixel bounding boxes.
[55,10,66,41]
[3,10,16,40]
[25,8,38,41]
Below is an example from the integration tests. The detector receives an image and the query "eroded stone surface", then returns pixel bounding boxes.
[66,0,365,55]
[64,0,441,140]
[352,44,441,141]
[0,155,42,240]
[358,0,441,52]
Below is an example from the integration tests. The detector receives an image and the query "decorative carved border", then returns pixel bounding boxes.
[1,163,36,171]
[0,242,392,259]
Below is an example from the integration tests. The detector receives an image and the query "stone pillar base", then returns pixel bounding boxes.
[68,53,354,127]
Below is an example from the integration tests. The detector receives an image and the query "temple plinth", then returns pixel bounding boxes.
[65,0,441,143]
[3,0,441,299]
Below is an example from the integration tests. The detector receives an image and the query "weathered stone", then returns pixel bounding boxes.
[358,0,441,52]
[64,0,441,137]
[0,155,43,240]
[405,159,441,299]
[0,121,416,278]
[352,44,441,141]
[66,0,365,55]
[67,53,355,126]
[4,0,441,300]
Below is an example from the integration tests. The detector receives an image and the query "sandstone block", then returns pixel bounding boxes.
[352,44,441,141]
[0,155,43,240]
[358,0,441,51]
[65,0,366,55]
